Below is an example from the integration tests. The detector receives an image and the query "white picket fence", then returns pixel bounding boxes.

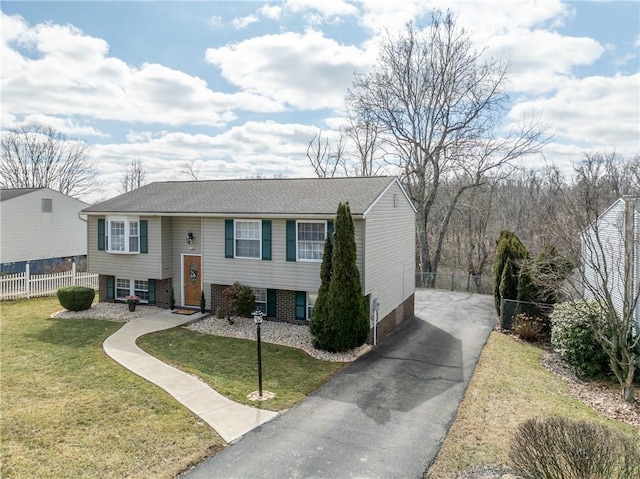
[0,263,99,300]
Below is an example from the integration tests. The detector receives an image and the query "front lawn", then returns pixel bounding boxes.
[138,328,346,411]
[1,298,345,478]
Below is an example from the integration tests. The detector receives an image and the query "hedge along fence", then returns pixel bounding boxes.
[0,263,98,300]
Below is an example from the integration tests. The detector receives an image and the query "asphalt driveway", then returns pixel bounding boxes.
[183,289,496,479]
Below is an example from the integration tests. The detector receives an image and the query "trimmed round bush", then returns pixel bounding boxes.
[550,299,609,378]
[57,286,95,311]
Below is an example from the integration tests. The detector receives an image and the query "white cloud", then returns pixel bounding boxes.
[205,29,372,110]
[208,16,224,28]
[285,0,358,18]
[17,114,108,137]
[511,73,640,155]
[259,4,282,20]
[232,14,259,29]
[1,13,286,129]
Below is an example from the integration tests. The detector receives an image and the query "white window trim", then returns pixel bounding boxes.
[296,220,327,262]
[115,278,149,303]
[307,292,317,321]
[106,216,140,254]
[253,288,267,314]
[234,219,262,259]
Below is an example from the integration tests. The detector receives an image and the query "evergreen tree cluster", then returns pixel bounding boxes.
[310,202,369,352]
[494,231,573,327]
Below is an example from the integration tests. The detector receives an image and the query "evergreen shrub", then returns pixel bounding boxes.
[550,300,610,378]
[222,282,255,317]
[57,286,95,311]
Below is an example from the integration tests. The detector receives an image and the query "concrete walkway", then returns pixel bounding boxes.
[102,310,279,443]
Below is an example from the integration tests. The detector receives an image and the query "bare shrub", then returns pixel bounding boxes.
[510,416,640,479]
[512,313,548,342]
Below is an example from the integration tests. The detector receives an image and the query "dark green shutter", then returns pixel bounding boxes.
[295,291,306,320]
[327,220,334,245]
[262,220,271,260]
[148,279,156,304]
[267,289,276,317]
[286,220,296,261]
[140,220,148,254]
[98,219,105,251]
[225,220,234,258]
[106,275,115,300]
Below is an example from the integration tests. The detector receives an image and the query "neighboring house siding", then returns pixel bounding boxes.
[202,217,364,294]
[582,199,628,322]
[1,188,87,265]
[87,215,164,279]
[364,181,416,323]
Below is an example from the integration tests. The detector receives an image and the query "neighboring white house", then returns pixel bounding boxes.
[82,176,417,344]
[0,188,88,274]
[581,196,640,327]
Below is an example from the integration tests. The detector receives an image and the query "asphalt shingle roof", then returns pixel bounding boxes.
[83,176,400,216]
[0,188,43,202]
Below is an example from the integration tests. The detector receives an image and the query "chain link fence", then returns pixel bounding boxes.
[499,298,555,330]
[415,272,493,295]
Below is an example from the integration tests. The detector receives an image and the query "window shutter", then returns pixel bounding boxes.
[295,291,306,320]
[286,220,296,261]
[98,219,105,251]
[106,275,115,300]
[148,279,156,304]
[267,289,276,317]
[225,220,234,258]
[327,220,334,245]
[262,220,272,260]
[140,220,148,254]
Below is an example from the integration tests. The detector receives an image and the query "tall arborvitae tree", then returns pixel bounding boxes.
[493,230,529,315]
[314,202,369,352]
[309,233,333,347]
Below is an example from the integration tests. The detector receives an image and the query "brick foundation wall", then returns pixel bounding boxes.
[211,284,232,317]
[98,275,113,303]
[153,278,172,309]
[276,290,297,322]
[367,292,415,344]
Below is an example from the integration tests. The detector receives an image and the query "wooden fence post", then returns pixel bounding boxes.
[25,263,31,299]
[72,261,77,286]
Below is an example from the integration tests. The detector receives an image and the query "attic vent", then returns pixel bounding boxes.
[41,198,53,213]
[393,194,398,207]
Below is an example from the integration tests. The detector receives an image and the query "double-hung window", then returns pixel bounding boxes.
[116,278,149,302]
[253,288,267,314]
[297,221,326,261]
[106,217,140,253]
[235,220,261,259]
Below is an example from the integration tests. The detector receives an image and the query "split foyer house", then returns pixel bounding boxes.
[83,176,417,342]
[1,188,88,274]
[582,196,640,327]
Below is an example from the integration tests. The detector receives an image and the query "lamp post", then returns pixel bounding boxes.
[252,310,264,398]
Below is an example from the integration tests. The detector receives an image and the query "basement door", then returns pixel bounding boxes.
[183,255,201,307]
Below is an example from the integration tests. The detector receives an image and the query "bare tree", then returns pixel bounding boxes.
[348,12,547,282]
[0,123,98,198]
[120,158,147,193]
[307,129,343,178]
[179,160,201,180]
[545,153,640,402]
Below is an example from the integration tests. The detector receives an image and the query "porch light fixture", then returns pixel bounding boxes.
[186,232,194,245]
[253,310,264,397]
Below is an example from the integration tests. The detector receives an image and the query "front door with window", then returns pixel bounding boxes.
[183,255,201,306]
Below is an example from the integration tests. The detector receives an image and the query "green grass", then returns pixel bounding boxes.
[137,327,347,411]
[426,332,640,478]
[1,297,346,478]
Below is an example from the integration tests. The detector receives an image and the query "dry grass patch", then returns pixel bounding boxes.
[1,297,222,479]
[426,332,640,478]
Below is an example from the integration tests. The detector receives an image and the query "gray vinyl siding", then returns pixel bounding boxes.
[202,217,364,293]
[363,182,416,322]
[161,217,172,277]
[1,188,87,264]
[87,215,164,279]
[582,199,626,322]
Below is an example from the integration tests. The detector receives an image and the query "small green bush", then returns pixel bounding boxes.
[510,416,640,479]
[550,300,610,378]
[222,282,255,317]
[57,286,95,311]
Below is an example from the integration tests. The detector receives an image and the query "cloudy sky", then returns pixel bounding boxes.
[1,0,639,203]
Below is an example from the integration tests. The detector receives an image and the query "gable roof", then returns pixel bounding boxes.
[0,188,44,202]
[83,176,413,217]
